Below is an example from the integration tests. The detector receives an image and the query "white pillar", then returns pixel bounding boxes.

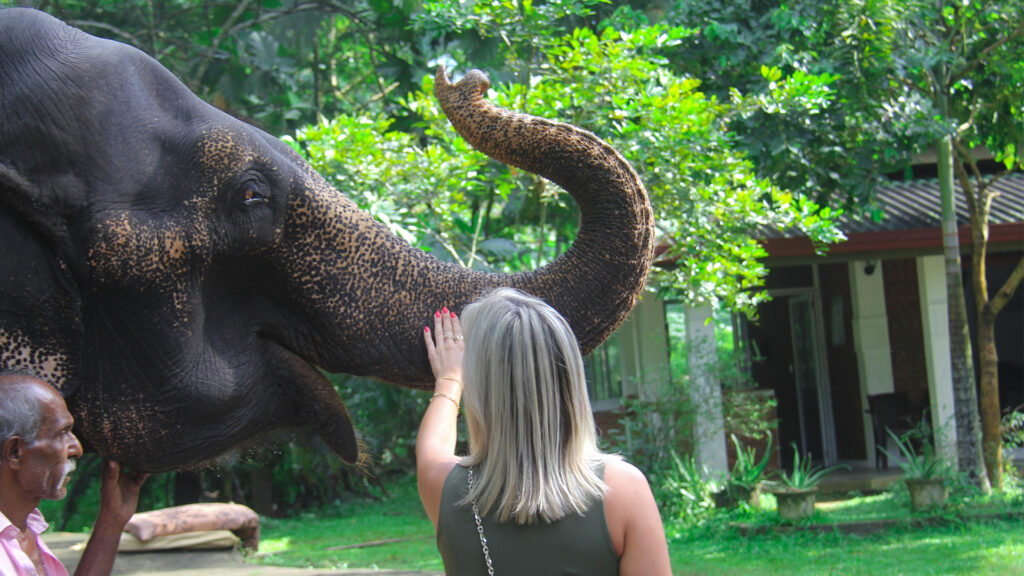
[849,260,895,466]
[917,255,959,466]
[685,304,728,478]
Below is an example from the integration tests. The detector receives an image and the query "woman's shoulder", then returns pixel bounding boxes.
[600,457,658,559]
[603,458,651,492]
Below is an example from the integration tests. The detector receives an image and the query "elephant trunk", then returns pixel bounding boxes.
[432,67,655,353]
[286,67,653,389]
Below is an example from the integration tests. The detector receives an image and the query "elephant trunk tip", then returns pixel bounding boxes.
[435,65,491,102]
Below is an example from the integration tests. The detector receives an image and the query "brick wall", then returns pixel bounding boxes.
[882,259,930,413]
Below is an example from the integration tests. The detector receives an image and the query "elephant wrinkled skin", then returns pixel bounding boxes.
[0,8,654,472]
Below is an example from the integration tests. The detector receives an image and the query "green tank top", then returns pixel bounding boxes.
[436,464,619,576]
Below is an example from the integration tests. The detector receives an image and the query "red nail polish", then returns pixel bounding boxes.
[442,307,449,315]
[425,326,430,332]
[451,312,456,318]
[435,311,441,319]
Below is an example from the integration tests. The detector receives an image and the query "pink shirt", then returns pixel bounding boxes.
[0,509,69,576]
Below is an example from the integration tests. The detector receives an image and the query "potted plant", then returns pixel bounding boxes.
[881,429,950,510]
[714,432,773,509]
[772,444,849,521]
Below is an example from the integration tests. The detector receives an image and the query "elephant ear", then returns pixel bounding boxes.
[0,165,84,396]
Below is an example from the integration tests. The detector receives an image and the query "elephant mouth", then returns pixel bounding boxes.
[261,335,361,464]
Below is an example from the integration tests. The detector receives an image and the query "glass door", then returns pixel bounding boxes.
[788,294,836,464]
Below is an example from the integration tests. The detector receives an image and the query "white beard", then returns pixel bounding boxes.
[62,459,77,483]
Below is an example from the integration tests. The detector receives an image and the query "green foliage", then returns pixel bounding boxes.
[657,452,717,525]
[603,373,693,473]
[663,1,948,210]
[12,0,443,134]
[778,443,848,490]
[722,387,778,442]
[287,76,564,271]
[286,19,847,309]
[413,0,624,92]
[613,312,777,482]
[329,374,438,473]
[623,307,778,520]
[728,431,773,488]
[667,0,1023,490]
[881,428,952,480]
[1002,409,1024,449]
[523,22,845,310]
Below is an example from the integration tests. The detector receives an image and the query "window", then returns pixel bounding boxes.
[585,337,622,405]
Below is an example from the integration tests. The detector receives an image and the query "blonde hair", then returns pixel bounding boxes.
[458,287,616,524]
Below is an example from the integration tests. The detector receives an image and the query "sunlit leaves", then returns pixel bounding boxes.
[506,24,844,311]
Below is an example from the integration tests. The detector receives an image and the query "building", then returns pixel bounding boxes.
[589,172,1024,474]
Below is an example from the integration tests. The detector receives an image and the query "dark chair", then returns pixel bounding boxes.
[866,392,911,469]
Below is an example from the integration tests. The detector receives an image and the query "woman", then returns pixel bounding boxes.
[417,287,671,575]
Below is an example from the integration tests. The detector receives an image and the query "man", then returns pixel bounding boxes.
[0,372,147,575]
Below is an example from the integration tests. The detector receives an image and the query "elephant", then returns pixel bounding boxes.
[0,8,654,473]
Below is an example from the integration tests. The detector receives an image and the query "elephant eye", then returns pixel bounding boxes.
[241,183,269,206]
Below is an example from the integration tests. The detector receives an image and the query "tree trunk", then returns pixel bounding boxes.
[936,132,990,492]
[250,468,275,516]
[954,150,1024,490]
[957,159,1003,489]
[977,310,1002,487]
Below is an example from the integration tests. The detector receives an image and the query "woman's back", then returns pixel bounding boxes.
[437,464,618,576]
[415,289,671,575]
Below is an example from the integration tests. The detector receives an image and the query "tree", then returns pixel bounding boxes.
[661,1,940,211]
[16,0,443,133]
[831,0,1023,491]
[406,1,844,310]
[930,0,1024,489]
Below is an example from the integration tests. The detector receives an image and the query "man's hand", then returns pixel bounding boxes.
[74,460,148,576]
[96,460,148,527]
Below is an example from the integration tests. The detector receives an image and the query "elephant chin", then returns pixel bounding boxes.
[264,344,363,465]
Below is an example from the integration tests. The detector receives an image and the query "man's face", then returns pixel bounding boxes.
[17,389,83,501]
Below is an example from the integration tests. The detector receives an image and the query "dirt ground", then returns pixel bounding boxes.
[44,531,441,576]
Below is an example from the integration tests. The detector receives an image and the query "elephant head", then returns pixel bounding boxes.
[0,8,654,472]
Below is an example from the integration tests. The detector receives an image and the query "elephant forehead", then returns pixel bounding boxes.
[0,328,71,391]
[87,211,210,314]
[194,127,266,181]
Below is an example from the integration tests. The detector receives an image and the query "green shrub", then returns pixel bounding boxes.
[777,443,848,490]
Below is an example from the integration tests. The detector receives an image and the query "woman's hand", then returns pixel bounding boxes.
[423,306,464,396]
[417,306,465,529]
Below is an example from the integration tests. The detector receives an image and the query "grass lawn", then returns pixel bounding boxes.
[252,476,442,571]
[669,514,1023,575]
[250,473,1024,575]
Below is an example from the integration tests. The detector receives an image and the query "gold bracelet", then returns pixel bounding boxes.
[431,392,460,410]
[437,376,462,388]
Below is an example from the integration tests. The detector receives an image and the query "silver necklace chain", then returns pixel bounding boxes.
[467,468,495,575]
